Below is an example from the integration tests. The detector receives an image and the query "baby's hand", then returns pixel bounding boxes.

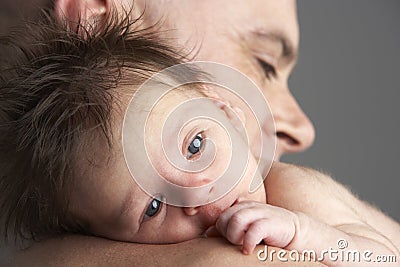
[215,200,299,255]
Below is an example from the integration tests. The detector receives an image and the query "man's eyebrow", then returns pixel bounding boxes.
[251,30,298,61]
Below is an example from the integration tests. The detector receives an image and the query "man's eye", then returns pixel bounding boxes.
[143,198,163,221]
[187,133,203,159]
[257,59,276,79]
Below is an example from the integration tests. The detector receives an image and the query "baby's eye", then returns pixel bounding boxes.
[143,198,163,221]
[187,133,203,159]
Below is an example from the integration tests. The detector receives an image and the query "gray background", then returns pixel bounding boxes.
[0,1,399,221]
[285,1,400,221]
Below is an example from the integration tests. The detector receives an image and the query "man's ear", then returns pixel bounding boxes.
[54,0,109,25]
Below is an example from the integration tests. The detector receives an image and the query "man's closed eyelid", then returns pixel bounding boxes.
[254,52,278,66]
[257,59,277,79]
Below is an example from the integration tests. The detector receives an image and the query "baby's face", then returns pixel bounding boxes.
[69,87,266,244]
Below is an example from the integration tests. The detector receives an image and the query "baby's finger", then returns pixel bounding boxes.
[224,208,260,245]
[216,201,258,237]
[242,218,295,255]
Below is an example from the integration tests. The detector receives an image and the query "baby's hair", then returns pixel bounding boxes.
[0,9,202,242]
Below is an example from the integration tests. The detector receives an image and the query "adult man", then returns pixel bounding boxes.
[56,0,316,160]
[2,0,399,266]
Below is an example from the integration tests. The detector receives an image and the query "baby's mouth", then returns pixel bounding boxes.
[202,198,238,238]
[231,198,239,206]
[202,225,220,238]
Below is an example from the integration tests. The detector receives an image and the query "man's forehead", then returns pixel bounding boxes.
[140,1,295,29]
[148,0,299,55]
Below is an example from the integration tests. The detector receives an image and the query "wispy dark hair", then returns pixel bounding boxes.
[0,9,195,242]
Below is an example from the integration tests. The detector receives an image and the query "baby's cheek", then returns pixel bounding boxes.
[133,210,205,244]
[198,204,224,226]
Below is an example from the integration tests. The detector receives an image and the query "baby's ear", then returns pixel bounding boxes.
[54,0,108,27]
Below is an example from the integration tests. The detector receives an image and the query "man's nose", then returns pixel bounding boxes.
[265,86,315,157]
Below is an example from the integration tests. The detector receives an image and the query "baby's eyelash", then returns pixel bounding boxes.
[142,196,164,223]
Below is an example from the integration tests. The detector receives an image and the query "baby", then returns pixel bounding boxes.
[0,12,398,266]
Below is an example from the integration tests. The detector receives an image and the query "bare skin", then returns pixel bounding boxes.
[1,1,399,266]
[6,236,326,267]
[266,163,400,253]
[56,0,316,161]
[3,162,399,266]
[265,163,400,266]
[66,87,399,266]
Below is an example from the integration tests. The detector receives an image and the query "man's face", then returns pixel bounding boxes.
[131,0,315,161]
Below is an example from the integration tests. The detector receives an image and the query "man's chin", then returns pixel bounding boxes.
[273,151,281,162]
[256,157,276,179]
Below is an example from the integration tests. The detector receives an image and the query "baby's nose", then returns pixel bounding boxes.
[182,203,224,227]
